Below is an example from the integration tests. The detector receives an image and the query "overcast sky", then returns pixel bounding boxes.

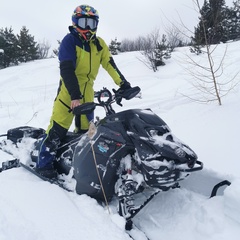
[0,0,234,50]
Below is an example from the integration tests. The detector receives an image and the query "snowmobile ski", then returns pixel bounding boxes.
[210,180,231,198]
[19,162,74,192]
[0,157,73,192]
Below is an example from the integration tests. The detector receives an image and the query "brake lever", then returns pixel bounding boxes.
[116,96,123,106]
[112,89,123,107]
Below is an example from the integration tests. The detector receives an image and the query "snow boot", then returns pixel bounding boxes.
[35,163,58,179]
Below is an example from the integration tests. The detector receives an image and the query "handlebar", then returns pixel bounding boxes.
[72,86,141,116]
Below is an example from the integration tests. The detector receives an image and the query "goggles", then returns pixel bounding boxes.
[77,17,98,29]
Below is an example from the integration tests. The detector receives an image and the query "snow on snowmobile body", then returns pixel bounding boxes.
[65,107,202,202]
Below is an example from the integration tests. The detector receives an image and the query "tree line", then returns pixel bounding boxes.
[193,0,240,46]
[1,0,240,70]
[0,26,50,69]
[109,0,240,70]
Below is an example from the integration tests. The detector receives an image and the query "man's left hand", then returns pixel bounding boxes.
[71,99,81,109]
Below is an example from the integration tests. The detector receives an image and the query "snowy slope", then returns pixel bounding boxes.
[0,41,240,240]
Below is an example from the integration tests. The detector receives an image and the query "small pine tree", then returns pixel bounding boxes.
[17,26,39,63]
[190,35,203,55]
[190,44,203,55]
[154,34,171,67]
[109,38,121,55]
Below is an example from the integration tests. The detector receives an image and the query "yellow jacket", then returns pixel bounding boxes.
[58,27,126,102]
[48,28,127,131]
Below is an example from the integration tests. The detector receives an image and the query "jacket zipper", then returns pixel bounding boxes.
[82,42,92,103]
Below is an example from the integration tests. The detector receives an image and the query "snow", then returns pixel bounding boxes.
[0,41,240,240]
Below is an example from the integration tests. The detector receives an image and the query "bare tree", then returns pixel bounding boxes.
[37,39,51,59]
[165,23,189,50]
[134,36,149,51]
[180,0,239,105]
[52,40,61,57]
[120,36,149,52]
[137,30,160,72]
[120,39,133,52]
[138,29,172,72]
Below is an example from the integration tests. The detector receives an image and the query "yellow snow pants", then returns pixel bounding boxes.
[46,80,94,134]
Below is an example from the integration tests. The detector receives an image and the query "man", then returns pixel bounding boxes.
[36,5,136,178]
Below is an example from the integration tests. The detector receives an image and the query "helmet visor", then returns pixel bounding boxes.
[78,18,98,29]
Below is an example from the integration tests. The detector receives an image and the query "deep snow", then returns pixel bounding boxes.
[0,41,240,240]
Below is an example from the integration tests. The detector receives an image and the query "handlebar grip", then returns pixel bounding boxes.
[72,102,96,115]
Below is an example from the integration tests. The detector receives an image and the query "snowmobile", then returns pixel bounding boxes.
[0,86,205,229]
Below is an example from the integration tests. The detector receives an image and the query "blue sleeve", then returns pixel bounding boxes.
[58,34,76,67]
[58,33,81,100]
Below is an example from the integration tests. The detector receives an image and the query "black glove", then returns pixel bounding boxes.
[113,81,133,106]
[115,81,131,95]
[120,80,131,90]
[112,81,130,106]
[113,81,141,106]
